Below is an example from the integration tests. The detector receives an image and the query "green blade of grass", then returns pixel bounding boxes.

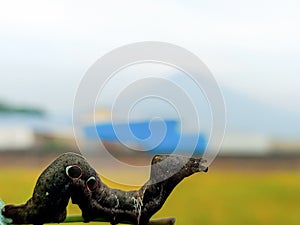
[63,216,175,225]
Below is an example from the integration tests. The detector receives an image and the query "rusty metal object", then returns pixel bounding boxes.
[2,153,207,225]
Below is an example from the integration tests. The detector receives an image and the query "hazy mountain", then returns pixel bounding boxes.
[222,87,300,139]
[98,73,300,140]
[1,76,299,141]
[171,74,300,139]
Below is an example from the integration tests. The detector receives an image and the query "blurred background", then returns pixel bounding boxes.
[0,1,300,225]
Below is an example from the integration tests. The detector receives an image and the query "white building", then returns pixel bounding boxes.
[0,126,35,151]
[220,132,271,156]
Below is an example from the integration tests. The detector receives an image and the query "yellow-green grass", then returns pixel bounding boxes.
[1,167,300,225]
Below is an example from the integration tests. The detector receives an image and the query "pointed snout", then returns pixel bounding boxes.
[199,165,208,173]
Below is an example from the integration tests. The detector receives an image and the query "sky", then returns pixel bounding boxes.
[0,0,299,117]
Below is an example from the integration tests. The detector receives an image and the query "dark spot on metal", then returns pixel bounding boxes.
[66,165,82,179]
[86,176,98,192]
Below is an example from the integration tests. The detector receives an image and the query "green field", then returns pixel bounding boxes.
[1,167,299,225]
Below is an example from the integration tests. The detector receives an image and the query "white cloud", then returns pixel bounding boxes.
[0,0,299,114]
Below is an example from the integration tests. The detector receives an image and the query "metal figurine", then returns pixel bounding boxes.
[2,153,208,225]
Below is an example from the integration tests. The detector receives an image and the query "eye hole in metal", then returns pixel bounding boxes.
[86,176,98,192]
[66,165,82,180]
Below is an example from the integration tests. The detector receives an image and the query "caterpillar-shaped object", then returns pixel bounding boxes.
[2,153,208,225]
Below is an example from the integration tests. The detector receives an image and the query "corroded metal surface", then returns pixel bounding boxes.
[2,153,207,225]
[2,153,96,224]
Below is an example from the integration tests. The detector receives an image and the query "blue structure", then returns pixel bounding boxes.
[84,120,206,155]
